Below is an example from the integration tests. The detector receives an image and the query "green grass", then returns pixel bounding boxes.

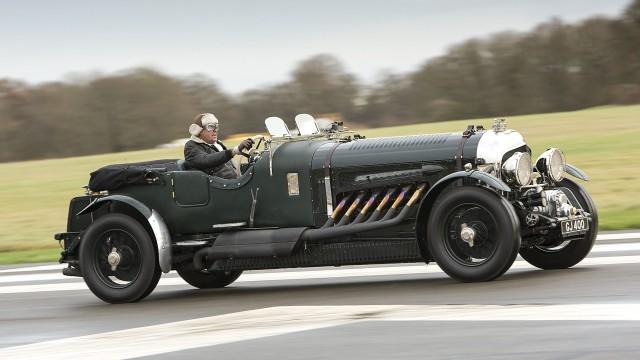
[0,104,639,264]
[0,248,63,265]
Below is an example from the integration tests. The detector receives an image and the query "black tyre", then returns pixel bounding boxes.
[176,261,242,289]
[427,186,521,282]
[519,179,598,269]
[79,213,161,303]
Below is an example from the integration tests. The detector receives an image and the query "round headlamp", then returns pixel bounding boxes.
[536,148,566,182]
[502,152,533,186]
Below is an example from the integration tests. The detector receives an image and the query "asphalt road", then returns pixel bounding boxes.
[1,230,640,359]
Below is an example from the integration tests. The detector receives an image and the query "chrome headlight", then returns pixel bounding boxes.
[536,148,566,182]
[502,152,532,186]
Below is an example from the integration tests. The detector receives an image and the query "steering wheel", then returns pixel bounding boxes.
[240,135,265,161]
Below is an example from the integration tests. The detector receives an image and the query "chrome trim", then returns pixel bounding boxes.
[536,148,566,182]
[501,152,532,186]
[212,222,247,228]
[460,223,476,247]
[148,210,172,273]
[268,141,274,176]
[476,130,527,167]
[325,175,333,216]
[174,240,210,247]
[107,247,121,271]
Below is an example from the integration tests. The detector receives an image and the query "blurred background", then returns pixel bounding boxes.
[0,0,639,262]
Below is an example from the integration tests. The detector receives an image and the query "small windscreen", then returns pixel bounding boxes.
[265,116,291,137]
[294,114,319,136]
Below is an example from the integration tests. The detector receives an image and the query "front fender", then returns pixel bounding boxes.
[414,170,510,259]
[77,195,172,273]
[564,163,589,181]
[435,170,511,193]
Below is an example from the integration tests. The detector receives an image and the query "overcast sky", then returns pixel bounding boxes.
[0,0,631,93]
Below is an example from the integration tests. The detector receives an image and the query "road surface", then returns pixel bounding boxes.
[1,230,640,359]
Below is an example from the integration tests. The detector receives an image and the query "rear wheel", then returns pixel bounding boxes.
[176,261,242,289]
[519,179,598,269]
[79,213,160,303]
[427,186,521,282]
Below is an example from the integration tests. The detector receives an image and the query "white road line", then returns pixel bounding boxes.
[596,232,640,241]
[1,254,640,295]
[2,241,640,285]
[590,242,640,253]
[0,232,638,275]
[0,264,65,273]
[1,303,640,359]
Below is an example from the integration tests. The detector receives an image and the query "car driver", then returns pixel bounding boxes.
[184,113,254,179]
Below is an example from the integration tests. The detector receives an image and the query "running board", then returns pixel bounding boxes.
[210,238,423,271]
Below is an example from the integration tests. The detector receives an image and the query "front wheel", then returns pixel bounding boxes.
[427,186,521,282]
[176,261,242,289]
[79,213,161,303]
[519,179,598,269]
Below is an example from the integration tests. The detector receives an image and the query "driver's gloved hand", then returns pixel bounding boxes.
[232,138,255,155]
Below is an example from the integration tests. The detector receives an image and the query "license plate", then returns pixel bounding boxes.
[560,217,589,236]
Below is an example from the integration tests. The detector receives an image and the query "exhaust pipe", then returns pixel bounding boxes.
[351,190,381,225]
[336,191,367,226]
[321,193,354,228]
[381,185,412,221]
[302,183,426,242]
[365,187,398,223]
[195,227,308,270]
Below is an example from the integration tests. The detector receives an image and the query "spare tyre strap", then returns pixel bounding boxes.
[456,126,475,170]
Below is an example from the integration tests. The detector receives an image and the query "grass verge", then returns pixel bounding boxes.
[0,104,639,264]
[0,248,62,265]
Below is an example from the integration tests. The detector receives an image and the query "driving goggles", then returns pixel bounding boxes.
[204,123,219,132]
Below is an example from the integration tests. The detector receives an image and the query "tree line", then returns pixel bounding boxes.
[1,0,639,162]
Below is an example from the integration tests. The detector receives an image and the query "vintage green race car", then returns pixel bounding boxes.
[55,115,597,303]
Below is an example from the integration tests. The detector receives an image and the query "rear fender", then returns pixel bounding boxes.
[415,171,511,259]
[78,195,172,273]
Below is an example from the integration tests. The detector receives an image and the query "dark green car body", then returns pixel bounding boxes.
[128,134,471,230]
[56,120,597,303]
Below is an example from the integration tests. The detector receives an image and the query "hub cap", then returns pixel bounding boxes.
[107,247,122,271]
[460,223,476,247]
[94,230,142,288]
[444,204,498,266]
